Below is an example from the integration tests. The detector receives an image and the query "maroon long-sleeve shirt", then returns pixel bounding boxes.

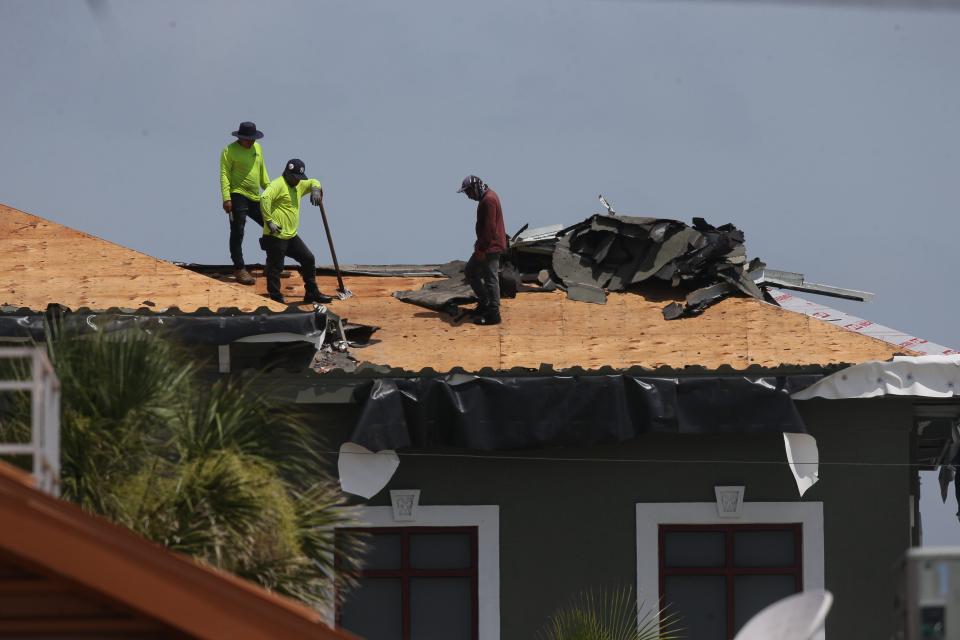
[474,188,507,254]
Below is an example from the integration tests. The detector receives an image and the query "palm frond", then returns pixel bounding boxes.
[538,586,685,640]
[172,375,322,482]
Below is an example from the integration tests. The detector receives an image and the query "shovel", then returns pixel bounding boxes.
[317,199,353,299]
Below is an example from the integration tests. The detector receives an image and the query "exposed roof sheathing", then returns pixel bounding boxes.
[0,205,285,312]
[231,272,909,371]
[2,203,912,371]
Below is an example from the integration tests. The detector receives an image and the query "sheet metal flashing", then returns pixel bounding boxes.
[755,269,874,302]
[0,304,330,346]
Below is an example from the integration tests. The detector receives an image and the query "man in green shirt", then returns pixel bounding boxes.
[219,121,269,285]
[259,158,332,304]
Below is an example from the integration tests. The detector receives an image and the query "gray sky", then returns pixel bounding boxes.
[1,0,958,544]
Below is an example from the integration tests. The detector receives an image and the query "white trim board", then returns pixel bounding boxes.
[353,505,501,640]
[636,501,825,637]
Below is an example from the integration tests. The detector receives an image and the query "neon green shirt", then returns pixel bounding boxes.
[260,177,322,240]
[219,141,270,202]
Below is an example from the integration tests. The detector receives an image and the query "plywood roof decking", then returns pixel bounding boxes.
[0,205,285,312]
[224,270,910,371]
[2,203,911,371]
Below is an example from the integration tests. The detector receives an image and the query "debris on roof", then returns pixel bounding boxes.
[392,261,479,315]
[756,269,873,302]
[550,214,764,314]
[394,211,766,319]
[5,203,932,373]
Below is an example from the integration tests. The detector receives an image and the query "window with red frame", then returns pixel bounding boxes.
[659,523,803,640]
[337,526,478,640]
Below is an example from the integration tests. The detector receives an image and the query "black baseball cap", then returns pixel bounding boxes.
[283,159,308,180]
[458,175,481,193]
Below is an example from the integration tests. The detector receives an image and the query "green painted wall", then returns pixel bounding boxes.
[313,397,915,639]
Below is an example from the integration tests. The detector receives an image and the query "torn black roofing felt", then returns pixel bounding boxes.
[0,304,332,346]
[549,214,765,315]
[391,260,479,313]
[390,213,767,318]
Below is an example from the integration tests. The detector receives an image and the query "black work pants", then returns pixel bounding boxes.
[228,194,264,269]
[261,234,319,302]
[465,252,501,311]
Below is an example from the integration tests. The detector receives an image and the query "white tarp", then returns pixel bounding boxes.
[792,355,960,401]
[337,442,400,499]
[784,433,820,497]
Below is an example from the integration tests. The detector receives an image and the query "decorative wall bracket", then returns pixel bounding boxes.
[390,489,421,522]
[715,486,745,518]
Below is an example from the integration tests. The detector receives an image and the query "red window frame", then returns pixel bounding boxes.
[336,526,479,640]
[658,523,803,640]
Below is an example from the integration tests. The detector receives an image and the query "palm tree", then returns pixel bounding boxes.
[537,586,684,640]
[0,322,364,612]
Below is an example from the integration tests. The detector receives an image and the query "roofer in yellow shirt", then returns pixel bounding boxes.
[219,121,269,285]
[259,159,333,305]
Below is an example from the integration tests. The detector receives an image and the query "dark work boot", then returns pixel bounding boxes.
[473,309,501,326]
[234,268,256,285]
[304,288,333,304]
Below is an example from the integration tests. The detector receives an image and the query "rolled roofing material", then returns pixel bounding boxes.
[792,355,960,400]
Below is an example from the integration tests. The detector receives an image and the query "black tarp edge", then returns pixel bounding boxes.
[346,373,821,452]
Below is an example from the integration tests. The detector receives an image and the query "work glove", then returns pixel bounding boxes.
[310,186,323,206]
[222,200,232,214]
[268,221,281,235]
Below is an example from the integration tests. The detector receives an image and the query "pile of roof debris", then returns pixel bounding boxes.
[395,198,875,320]
[396,202,767,319]
[545,214,765,317]
[311,308,380,374]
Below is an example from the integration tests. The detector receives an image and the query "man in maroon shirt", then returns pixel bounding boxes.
[458,175,507,325]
